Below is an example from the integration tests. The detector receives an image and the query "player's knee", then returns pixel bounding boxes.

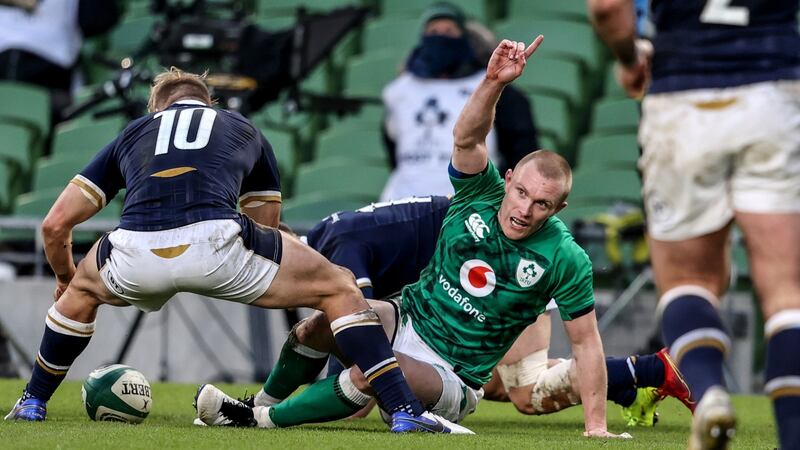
[348,365,371,392]
[294,313,329,344]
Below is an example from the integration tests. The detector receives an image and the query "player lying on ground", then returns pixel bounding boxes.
[200,197,690,428]
[196,36,636,438]
[5,68,469,434]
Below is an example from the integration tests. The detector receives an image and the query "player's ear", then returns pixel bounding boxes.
[504,169,513,187]
[554,201,568,215]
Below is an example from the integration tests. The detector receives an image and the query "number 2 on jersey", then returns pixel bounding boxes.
[701,0,749,26]
[153,108,218,155]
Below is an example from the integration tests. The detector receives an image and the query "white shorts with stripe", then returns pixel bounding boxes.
[97,218,281,312]
[639,80,800,241]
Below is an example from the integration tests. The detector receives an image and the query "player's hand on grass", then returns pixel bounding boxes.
[486,35,544,85]
[584,429,633,439]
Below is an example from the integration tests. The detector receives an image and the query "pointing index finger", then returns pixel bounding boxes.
[524,35,544,58]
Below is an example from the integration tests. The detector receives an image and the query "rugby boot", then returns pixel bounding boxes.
[390,411,475,434]
[655,348,695,412]
[194,384,257,427]
[688,386,736,450]
[621,387,661,427]
[5,395,46,421]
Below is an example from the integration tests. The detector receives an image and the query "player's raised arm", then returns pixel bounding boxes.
[452,36,543,175]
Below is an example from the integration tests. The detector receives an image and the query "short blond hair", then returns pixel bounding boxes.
[147,67,213,112]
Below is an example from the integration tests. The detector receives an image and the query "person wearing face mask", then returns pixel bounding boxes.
[379,2,538,202]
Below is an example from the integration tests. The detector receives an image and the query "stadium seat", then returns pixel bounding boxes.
[0,82,50,146]
[590,98,640,135]
[31,157,88,193]
[343,50,405,98]
[379,0,489,22]
[281,191,373,229]
[9,188,121,243]
[315,128,388,165]
[0,123,34,172]
[603,63,627,98]
[528,93,574,158]
[361,18,420,55]
[256,0,359,16]
[493,18,607,80]
[51,118,122,160]
[507,0,589,22]
[514,55,586,120]
[327,104,386,131]
[576,133,639,171]
[569,168,642,206]
[108,16,158,59]
[293,159,390,198]
[261,127,297,194]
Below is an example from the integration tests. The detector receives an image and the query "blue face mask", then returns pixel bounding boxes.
[406,35,479,79]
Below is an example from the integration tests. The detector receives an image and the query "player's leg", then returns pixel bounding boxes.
[6,239,124,421]
[245,231,426,422]
[737,212,800,450]
[255,299,396,407]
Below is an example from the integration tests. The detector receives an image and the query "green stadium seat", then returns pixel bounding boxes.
[0,82,50,145]
[361,18,420,55]
[281,192,372,229]
[576,133,639,171]
[315,128,388,165]
[0,123,34,172]
[251,15,296,31]
[32,157,88,192]
[603,63,627,98]
[555,204,611,229]
[9,188,121,243]
[0,163,11,210]
[380,0,489,22]
[328,104,385,130]
[344,50,405,98]
[256,0,359,16]
[569,168,642,206]
[108,16,158,59]
[293,159,390,198]
[528,93,574,157]
[51,118,122,160]
[515,55,586,118]
[261,127,298,194]
[493,18,606,79]
[590,98,640,135]
[507,0,589,22]
[537,134,558,154]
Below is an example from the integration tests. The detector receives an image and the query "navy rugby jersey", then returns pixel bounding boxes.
[73,101,281,231]
[305,196,450,299]
[649,0,800,93]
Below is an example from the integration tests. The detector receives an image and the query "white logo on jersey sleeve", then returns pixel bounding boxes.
[516,258,545,288]
[459,259,496,297]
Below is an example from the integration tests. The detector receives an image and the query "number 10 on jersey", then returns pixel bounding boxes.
[153,108,218,155]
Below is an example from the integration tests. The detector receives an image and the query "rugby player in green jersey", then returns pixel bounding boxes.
[196,36,630,438]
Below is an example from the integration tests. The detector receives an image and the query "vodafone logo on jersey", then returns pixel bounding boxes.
[459,259,496,297]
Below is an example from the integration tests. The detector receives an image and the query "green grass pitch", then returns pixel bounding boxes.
[0,378,776,449]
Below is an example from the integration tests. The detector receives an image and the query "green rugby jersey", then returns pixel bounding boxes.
[400,161,595,387]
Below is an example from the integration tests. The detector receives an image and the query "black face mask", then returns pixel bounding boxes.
[406,35,479,79]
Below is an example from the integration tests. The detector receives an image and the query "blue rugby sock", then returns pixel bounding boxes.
[631,354,665,388]
[330,310,423,416]
[26,305,94,401]
[660,287,729,401]
[764,310,800,450]
[606,357,637,406]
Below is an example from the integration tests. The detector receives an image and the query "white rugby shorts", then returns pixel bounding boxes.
[389,316,483,423]
[639,80,800,241]
[96,218,281,312]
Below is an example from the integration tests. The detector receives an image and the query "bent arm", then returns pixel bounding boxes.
[242,201,281,228]
[42,183,102,285]
[563,310,608,433]
[587,0,638,67]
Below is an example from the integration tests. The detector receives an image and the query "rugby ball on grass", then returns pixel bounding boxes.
[81,364,152,423]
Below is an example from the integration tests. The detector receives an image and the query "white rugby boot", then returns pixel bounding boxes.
[688,386,736,450]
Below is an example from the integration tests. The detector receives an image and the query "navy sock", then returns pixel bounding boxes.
[606,357,637,406]
[326,356,346,378]
[632,354,665,388]
[764,311,800,450]
[330,310,423,416]
[26,305,94,401]
[661,289,728,401]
